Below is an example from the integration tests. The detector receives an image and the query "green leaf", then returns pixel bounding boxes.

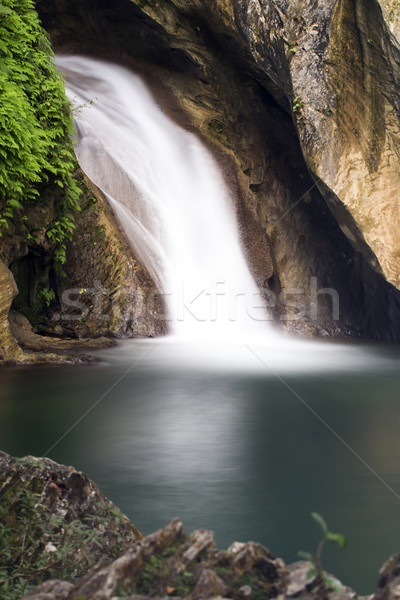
[322,573,342,592]
[311,512,328,535]
[7,198,23,210]
[0,5,12,16]
[326,531,347,550]
[306,566,318,581]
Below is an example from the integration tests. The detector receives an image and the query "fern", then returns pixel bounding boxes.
[0,0,81,272]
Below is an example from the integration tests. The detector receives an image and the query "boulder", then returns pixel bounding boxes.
[374,553,400,600]
[0,452,142,599]
[0,260,24,362]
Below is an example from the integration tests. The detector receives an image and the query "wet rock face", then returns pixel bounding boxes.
[378,0,400,42]
[283,0,400,288]
[35,0,400,340]
[55,178,167,340]
[0,260,23,361]
[4,174,166,344]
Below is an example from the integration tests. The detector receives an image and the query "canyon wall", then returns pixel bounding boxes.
[35,0,400,340]
[2,0,400,362]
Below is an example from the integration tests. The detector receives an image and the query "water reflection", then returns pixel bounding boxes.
[0,340,400,594]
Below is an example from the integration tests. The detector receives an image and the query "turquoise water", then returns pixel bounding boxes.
[1,338,400,594]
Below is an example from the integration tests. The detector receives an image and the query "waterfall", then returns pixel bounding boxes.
[56,55,273,340]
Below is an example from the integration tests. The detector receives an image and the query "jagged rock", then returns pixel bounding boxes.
[63,518,184,600]
[20,580,73,599]
[181,529,215,565]
[189,569,228,599]
[285,561,318,597]
[0,452,379,600]
[236,585,252,600]
[374,553,400,599]
[0,452,142,599]
[0,452,141,538]
[21,517,286,600]
[20,517,363,600]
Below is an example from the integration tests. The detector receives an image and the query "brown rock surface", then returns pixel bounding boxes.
[0,260,23,361]
[19,517,364,600]
[35,0,400,340]
[54,177,167,339]
[0,452,142,599]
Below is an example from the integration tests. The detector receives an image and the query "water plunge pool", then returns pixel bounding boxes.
[1,338,400,595]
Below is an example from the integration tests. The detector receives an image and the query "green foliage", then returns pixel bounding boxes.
[173,569,195,596]
[293,96,304,113]
[298,512,347,595]
[38,287,55,307]
[0,0,81,272]
[0,488,128,600]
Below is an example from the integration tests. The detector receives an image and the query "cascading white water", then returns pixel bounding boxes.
[56,55,273,340]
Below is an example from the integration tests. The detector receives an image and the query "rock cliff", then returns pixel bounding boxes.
[0,260,23,362]
[0,1,164,363]
[0,176,164,363]
[2,0,400,361]
[35,0,400,341]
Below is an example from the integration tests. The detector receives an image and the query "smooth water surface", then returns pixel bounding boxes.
[1,339,400,595]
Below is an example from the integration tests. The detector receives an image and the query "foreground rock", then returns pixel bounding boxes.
[0,452,142,599]
[20,518,364,600]
[5,452,399,600]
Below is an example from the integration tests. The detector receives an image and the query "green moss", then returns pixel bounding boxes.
[0,467,133,600]
[214,565,233,580]
[233,573,274,600]
[173,569,196,596]
[207,119,224,140]
[132,558,162,595]
[161,541,181,558]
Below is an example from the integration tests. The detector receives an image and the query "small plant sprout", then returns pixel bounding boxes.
[298,512,347,594]
[293,96,304,113]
